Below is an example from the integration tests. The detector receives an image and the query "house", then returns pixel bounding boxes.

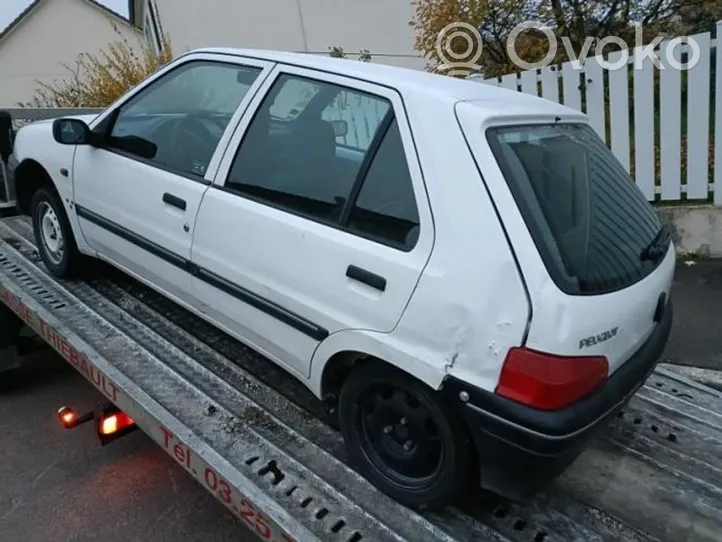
[0,0,141,107]
[126,0,425,70]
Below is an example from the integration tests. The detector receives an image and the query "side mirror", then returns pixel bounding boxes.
[330,119,348,138]
[52,118,91,145]
[0,111,14,162]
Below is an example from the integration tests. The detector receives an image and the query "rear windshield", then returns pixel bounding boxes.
[486,122,668,295]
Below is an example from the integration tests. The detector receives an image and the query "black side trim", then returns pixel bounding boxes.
[76,205,187,269]
[196,268,329,341]
[346,265,386,292]
[75,205,329,341]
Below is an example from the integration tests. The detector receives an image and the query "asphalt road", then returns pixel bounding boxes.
[0,356,256,542]
[0,261,720,541]
[661,259,722,370]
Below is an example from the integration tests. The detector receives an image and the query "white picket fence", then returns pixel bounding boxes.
[480,22,722,205]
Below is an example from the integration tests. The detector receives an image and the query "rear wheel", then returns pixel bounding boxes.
[31,187,82,278]
[338,360,474,511]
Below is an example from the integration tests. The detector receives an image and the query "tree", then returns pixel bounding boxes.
[410,0,715,77]
[20,22,174,108]
[677,0,722,34]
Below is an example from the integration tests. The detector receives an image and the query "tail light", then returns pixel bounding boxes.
[495,347,609,410]
[100,412,135,435]
[56,406,93,429]
[57,406,77,428]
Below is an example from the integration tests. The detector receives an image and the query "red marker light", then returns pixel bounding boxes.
[100,412,134,435]
[57,406,76,428]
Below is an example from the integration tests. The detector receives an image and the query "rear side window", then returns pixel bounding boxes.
[347,118,420,249]
[486,123,666,295]
[224,73,420,251]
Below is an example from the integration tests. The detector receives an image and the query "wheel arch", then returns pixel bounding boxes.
[14,159,57,216]
[312,330,447,401]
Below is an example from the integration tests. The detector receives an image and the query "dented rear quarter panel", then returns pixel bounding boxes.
[390,96,530,394]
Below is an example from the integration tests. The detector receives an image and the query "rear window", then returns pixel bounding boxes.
[486,122,668,295]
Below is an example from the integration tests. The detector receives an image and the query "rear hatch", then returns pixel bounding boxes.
[457,108,674,377]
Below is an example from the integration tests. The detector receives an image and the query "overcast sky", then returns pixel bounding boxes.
[0,0,129,33]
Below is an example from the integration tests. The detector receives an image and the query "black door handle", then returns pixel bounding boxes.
[346,265,386,291]
[162,192,186,211]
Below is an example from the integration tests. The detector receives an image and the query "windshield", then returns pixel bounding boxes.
[486,122,666,295]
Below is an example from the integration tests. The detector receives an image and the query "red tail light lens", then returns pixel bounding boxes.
[100,412,135,435]
[495,347,609,410]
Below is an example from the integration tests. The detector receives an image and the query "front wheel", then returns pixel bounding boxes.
[338,360,474,511]
[31,187,82,278]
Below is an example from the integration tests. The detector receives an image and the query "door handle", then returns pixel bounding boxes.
[162,192,186,211]
[346,265,386,291]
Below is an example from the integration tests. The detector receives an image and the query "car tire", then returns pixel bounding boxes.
[338,360,474,511]
[31,186,82,278]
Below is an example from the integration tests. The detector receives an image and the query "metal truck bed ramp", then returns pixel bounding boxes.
[1,215,721,542]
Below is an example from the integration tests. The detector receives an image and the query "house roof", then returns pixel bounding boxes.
[0,0,131,42]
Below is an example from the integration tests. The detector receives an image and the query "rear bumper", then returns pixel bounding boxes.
[442,299,673,500]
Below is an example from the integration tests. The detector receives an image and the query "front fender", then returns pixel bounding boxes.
[12,121,95,256]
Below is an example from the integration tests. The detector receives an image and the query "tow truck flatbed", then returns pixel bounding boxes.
[1,214,721,542]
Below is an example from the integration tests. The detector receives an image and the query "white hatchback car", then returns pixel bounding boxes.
[7,48,674,511]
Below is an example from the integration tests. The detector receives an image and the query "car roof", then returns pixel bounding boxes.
[187,47,582,120]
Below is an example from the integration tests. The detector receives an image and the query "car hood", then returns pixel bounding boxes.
[27,113,99,127]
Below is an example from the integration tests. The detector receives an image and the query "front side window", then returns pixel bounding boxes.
[107,61,261,177]
[225,73,391,224]
[486,123,665,295]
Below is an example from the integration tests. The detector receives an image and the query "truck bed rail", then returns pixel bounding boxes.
[1,215,721,542]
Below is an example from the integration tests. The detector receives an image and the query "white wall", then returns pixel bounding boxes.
[0,0,142,107]
[146,0,425,70]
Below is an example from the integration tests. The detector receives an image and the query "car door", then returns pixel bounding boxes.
[190,65,434,379]
[72,54,273,307]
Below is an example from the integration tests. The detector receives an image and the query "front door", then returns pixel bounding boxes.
[72,55,270,305]
[190,66,434,379]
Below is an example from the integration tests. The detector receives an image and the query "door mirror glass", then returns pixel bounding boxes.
[52,118,91,145]
[0,111,13,162]
[330,119,348,138]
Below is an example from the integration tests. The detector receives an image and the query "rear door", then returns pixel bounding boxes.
[190,65,434,379]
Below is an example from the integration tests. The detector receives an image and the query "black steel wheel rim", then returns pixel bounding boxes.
[354,383,444,488]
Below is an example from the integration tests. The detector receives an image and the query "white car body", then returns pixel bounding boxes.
[9,48,675,504]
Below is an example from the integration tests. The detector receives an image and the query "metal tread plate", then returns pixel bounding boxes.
[1,215,721,542]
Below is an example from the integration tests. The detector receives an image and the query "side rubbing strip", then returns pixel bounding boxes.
[74,205,329,341]
[196,268,329,341]
[76,205,188,269]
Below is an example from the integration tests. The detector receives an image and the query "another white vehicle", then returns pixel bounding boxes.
[7,48,674,510]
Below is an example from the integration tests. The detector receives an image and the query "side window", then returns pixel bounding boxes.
[321,91,388,151]
[108,61,261,178]
[225,73,391,224]
[346,119,421,250]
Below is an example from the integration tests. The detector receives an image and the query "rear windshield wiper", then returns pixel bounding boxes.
[640,225,671,262]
